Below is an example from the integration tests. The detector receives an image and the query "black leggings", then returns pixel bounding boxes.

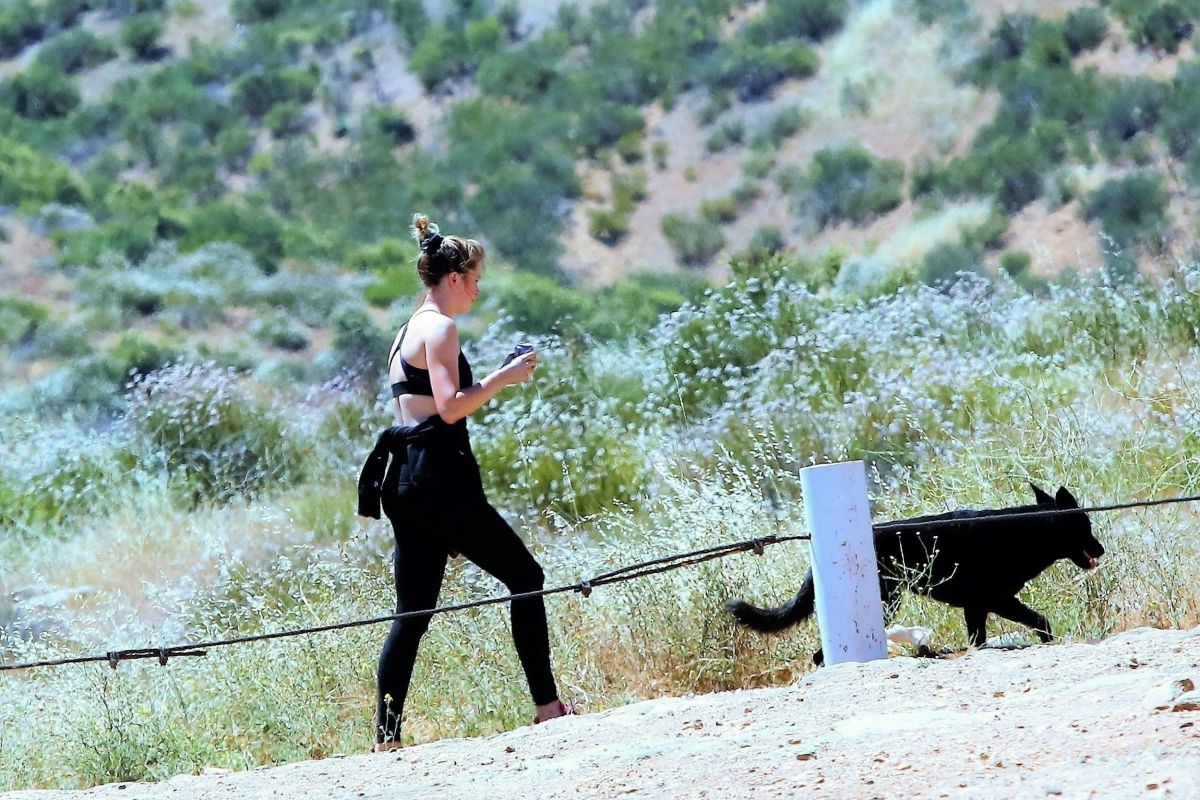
[375,466,559,744]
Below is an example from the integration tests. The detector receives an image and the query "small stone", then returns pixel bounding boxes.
[796,750,816,761]
[505,746,516,753]
[1172,692,1200,712]
[1145,678,1197,711]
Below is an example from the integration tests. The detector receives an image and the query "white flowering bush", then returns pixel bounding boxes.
[120,363,309,505]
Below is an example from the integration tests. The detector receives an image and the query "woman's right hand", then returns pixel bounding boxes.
[497,350,538,386]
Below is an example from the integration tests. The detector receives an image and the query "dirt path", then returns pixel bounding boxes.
[5,626,1199,799]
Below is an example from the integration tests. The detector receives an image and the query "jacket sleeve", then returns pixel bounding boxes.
[357,427,404,519]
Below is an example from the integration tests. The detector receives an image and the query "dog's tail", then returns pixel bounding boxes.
[725,570,816,633]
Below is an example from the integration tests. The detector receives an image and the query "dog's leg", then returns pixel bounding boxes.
[991,596,1053,643]
[963,605,988,648]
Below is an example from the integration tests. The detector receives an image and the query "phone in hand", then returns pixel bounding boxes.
[502,342,535,367]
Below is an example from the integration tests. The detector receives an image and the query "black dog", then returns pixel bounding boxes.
[727,484,1104,661]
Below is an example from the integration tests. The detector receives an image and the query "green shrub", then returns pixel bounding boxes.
[1099,77,1167,143]
[349,238,422,307]
[482,271,589,334]
[1000,249,1032,277]
[121,13,165,60]
[35,29,117,74]
[699,195,738,224]
[0,1,44,59]
[475,37,567,103]
[706,120,744,153]
[1135,3,1195,53]
[797,146,904,228]
[232,0,290,23]
[362,108,416,146]
[743,0,847,44]
[661,212,726,267]
[742,148,775,180]
[588,207,631,244]
[572,102,644,158]
[708,40,819,99]
[179,201,286,272]
[326,304,387,375]
[264,101,308,138]
[0,135,86,207]
[0,295,49,348]
[0,66,80,120]
[751,105,808,149]
[233,66,320,118]
[988,13,1036,60]
[42,0,92,29]
[1063,7,1108,54]
[252,313,310,351]
[919,241,984,286]
[409,23,473,89]
[122,363,307,505]
[1084,173,1170,250]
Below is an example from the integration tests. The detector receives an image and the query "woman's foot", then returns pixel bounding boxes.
[372,740,403,753]
[533,699,577,724]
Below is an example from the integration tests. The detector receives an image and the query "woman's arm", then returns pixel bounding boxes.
[425,316,536,425]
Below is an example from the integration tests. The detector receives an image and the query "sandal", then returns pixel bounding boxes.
[371,740,403,753]
[533,700,578,725]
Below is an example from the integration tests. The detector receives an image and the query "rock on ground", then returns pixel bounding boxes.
[5,626,1200,800]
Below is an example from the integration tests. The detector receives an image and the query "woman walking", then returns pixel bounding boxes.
[363,213,574,752]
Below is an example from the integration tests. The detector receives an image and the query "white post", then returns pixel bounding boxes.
[800,460,887,666]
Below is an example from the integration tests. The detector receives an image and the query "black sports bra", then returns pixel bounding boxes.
[389,311,473,398]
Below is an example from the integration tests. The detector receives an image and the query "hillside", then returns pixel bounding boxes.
[3,627,1199,800]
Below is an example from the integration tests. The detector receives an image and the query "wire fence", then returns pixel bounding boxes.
[2,492,1198,674]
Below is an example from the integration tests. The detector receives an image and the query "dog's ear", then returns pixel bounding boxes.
[1055,486,1079,509]
[1030,483,1055,505]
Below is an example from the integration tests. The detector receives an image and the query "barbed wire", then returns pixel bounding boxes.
[3,491,1197,675]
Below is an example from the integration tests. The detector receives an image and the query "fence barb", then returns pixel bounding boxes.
[3,491,1197,675]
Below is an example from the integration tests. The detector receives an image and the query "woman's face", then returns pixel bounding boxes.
[452,264,482,311]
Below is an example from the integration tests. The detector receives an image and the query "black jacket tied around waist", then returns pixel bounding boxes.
[357,417,478,519]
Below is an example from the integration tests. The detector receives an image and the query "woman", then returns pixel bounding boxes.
[370,213,574,752]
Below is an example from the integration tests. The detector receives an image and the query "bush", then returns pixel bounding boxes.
[232,0,290,23]
[699,195,738,224]
[751,105,808,149]
[121,13,165,60]
[0,295,48,348]
[348,238,422,307]
[42,0,91,29]
[264,101,308,138]
[1099,77,1167,143]
[233,66,320,118]
[919,241,984,286]
[1063,8,1108,54]
[0,1,44,59]
[35,29,117,74]
[743,0,847,44]
[482,271,589,334]
[122,363,307,505]
[588,207,631,244]
[1084,173,1170,250]
[326,304,387,375]
[0,66,80,120]
[362,108,416,146]
[1000,249,1032,278]
[661,212,726,267]
[179,201,286,272]
[1135,3,1195,53]
[0,135,86,207]
[797,146,905,228]
[708,39,819,99]
[252,313,310,351]
[706,120,744,153]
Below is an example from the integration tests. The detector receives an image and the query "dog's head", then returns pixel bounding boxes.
[1031,483,1104,570]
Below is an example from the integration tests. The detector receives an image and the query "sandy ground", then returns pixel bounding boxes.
[4,626,1199,800]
